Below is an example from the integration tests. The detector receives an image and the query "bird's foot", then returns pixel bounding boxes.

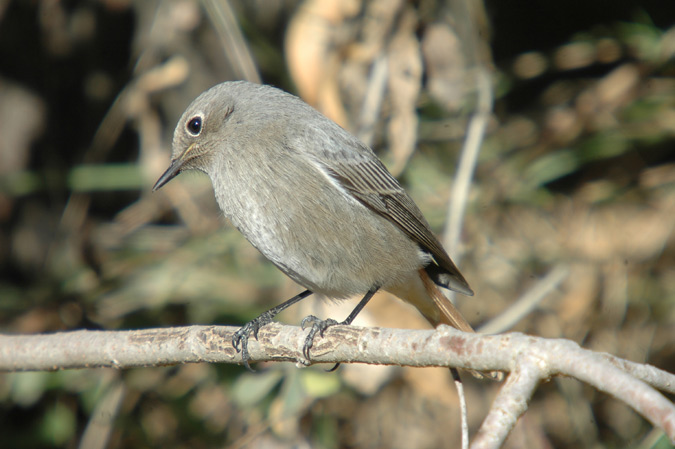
[232,310,276,371]
[300,315,339,361]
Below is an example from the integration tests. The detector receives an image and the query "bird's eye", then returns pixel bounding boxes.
[187,116,202,135]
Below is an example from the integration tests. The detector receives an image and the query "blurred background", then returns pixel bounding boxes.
[0,0,673,448]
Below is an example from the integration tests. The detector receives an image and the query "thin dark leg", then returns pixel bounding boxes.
[340,286,379,325]
[301,286,379,365]
[232,289,313,371]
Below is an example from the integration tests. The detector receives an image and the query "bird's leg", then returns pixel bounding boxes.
[301,286,379,366]
[232,289,313,371]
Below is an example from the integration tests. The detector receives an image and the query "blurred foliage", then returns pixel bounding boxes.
[0,0,673,448]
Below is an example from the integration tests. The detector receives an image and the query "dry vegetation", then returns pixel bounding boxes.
[0,0,673,448]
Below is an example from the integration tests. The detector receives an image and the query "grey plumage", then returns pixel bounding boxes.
[154,80,474,345]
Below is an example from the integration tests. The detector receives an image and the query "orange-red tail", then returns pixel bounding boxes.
[418,269,501,380]
[418,269,475,333]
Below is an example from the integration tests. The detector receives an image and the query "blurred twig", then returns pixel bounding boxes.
[201,0,261,83]
[355,54,388,147]
[443,67,492,259]
[479,265,569,334]
[78,379,125,449]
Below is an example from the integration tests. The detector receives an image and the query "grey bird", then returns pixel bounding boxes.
[154,81,476,369]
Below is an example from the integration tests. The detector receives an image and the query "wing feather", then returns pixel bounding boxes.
[320,155,473,295]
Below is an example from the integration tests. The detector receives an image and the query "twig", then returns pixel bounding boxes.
[356,54,388,147]
[452,368,470,449]
[443,67,492,259]
[472,355,541,449]
[0,324,673,445]
[479,265,569,334]
[201,0,261,83]
[78,379,126,449]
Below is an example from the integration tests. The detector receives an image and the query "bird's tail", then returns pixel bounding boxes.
[418,268,475,332]
[417,269,501,380]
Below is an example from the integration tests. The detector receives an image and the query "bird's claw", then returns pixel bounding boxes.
[231,314,274,371]
[301,316,338,360]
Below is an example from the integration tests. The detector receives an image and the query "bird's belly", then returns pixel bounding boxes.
[220,189,425,299]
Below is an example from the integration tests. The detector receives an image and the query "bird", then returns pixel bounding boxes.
[153,81,476,370]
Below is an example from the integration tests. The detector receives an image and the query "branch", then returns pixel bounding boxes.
[1,324,673,446]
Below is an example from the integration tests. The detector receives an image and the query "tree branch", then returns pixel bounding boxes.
[1,324,673,446]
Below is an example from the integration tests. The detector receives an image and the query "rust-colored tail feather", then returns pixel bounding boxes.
[419,269,501,380]
[419,269,475,333]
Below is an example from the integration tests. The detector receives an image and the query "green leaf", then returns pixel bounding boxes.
[232,370,283,406]
[300,369,341,399]
[40,402,76,446]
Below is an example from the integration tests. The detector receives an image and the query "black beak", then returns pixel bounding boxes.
[153,158,184,191]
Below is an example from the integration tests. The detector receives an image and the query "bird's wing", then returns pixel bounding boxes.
[317,148,472,295]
